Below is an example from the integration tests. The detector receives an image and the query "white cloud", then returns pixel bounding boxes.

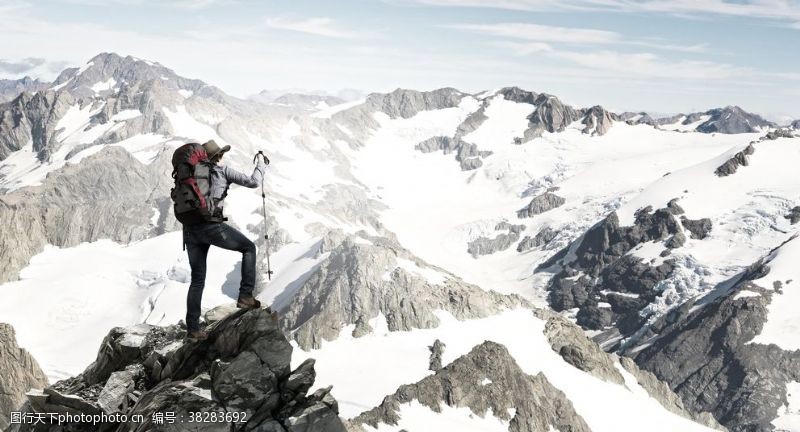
[264,16,361,39]
[446,22,620,44]
[403,0,800,22]
[551,50,747,80]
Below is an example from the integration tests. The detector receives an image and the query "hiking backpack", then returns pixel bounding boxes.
[170,143,221,224]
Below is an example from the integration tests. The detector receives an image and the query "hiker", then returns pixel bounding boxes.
[176,139,269,341]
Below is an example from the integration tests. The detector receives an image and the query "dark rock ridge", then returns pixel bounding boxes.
[541,202,713,334]
[9,307,347,432]
[715,143,755,177]
[785,206,800,224]
[0,77,50,104]
[632,241,800,432]
[415,135,492,171]
[466,222,525,257]
[650,106,775,134]
[539,310,723,429]
[517,226,558,252]
[522,93,583,141]
[0,147,179,283]
[517,192,565,218]
[0,323,49,431]
[696,106,775,134]
[348,341,592,432]
[278,233,528,350]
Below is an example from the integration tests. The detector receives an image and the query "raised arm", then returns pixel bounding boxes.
[222,159,266,188]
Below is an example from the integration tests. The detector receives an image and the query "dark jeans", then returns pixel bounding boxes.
[183,222,257,331]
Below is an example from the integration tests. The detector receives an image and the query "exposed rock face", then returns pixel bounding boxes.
[542,204,691,333]
[517,192,566,218]
[715,143,755,177]
[10,308,346,432]
[620,112,657,126]
[279,233,528,350]
[632,249,800,432]
[498,86,538,105]
[415,135,492,171]
[784,206,800,224]
[522,94,582,141]
[581,105,617,136]
[0,147,179,283]
[0,89,75,162]
[467,222,525,257]
[680,216,713,239]
[538,311,723,430]
[517,226,558,252]
[0,77,50,104]
[348,341,592,432]
[366,87,465,120]
[696,106,775,134]
[0,323,48,430]
[428,340,446,372]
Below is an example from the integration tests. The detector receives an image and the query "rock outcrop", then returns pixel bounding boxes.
[581,105,617,136]
[715,143,755,177]
[278,233,528,350]
[784,206,800,224]
[0,323,49,431]
[0,77,50,104]
[348,341,592,432]
[541,203,704,333]
[0,146,179,283]
[9,307,346,432]
[0,89,75,162]
[696,106,774,134]
[415,135,492,171]
[632,243,800,432]
[517,226,558,252]
[522,94,582,141]
[467,222,525,257]
[517,192,565,218]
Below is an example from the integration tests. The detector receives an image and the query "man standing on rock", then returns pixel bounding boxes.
[182,140,268,342]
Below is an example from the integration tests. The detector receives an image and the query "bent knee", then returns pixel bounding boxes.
[243,240,256,253]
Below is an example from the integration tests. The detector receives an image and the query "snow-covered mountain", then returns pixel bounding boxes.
[1,52,799,431]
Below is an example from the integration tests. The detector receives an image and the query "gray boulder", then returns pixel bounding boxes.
[784,206,800,224]
[467,222,525,257]
[0,323,48,430]
[517,226,558,252]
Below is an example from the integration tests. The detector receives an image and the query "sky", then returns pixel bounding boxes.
[1,0,799,121]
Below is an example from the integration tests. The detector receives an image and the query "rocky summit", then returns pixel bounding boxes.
[8,307,346,432]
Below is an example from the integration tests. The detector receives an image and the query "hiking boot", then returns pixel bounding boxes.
[237,296,261,309]
[186,330,208,342]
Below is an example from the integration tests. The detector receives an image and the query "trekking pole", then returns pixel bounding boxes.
[254,151,274,280]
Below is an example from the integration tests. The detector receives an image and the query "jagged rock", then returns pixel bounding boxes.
[544,315,624,384]
[763,128,794,140]
[279,234,528,350]
[665,230,686,249]
[0,77,50,104]
[349,341,592,432]
[542,204,683,333]
[10,308,346,431]
[428,340,446,371]
[521,93,582,141]
[0,89,75,162]
[581,105,617,136]
[467,222,524,257]
[784,206,800,224]
[415,136,491,171]
[517,226,558,252]
[366,88,464,120]
[632,246,800,432]
[715,143,755,177]
[517,192,565,218]
[498,86,538,105]
[667,198,685,215]
[0,323,48,430]
[620,111,657,126]
[680,216,713,239]
[696,106,775,134]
